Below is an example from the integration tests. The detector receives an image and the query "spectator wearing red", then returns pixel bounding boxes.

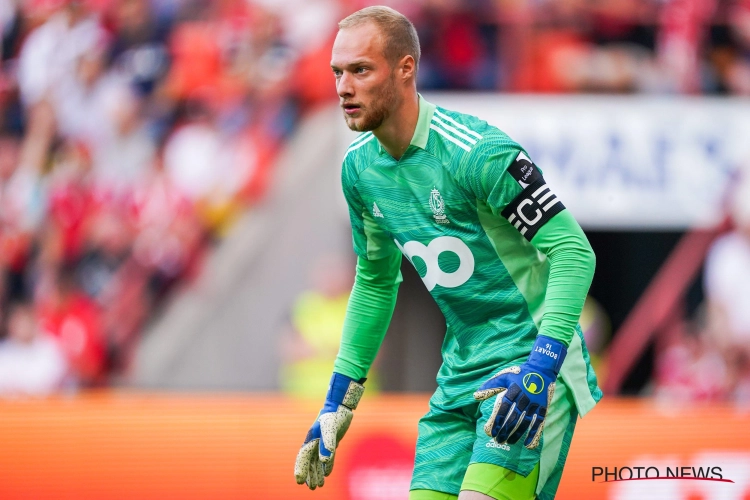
[37,267,106,385]
[46,141,100,264]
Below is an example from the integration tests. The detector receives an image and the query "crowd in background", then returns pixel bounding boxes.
[405,0,750,95]
[1,0,749,396]
[654,175,750,404]
[0,0,338,394]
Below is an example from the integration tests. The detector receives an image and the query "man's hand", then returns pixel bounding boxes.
[294,373,365,490]
[474,335,567,449]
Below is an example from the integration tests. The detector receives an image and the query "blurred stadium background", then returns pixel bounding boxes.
[0,0,749,498]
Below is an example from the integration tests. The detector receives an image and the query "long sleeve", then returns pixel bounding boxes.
[332,252,402,380]
[530,210,596,346]
[453,138,594,347]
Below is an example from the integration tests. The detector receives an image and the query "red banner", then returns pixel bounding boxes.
[0,394,748,499]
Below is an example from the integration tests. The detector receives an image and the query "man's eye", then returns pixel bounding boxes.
[356,67,367,74]
[333,70,342,78]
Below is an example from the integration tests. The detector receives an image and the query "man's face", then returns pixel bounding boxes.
[331,23,400,132]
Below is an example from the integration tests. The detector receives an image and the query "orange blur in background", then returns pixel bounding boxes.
[1,394,749,500]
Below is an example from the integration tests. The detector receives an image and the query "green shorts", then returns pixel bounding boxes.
[409,377,578,500]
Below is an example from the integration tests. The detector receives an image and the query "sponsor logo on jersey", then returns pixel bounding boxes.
[429,188,449,224]
[486,441,511,451]
[508,151,542,188]
[394,236,474,291]
[523,373,545,394]
[372,202,384,218]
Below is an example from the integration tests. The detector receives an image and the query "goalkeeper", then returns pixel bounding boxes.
[295,6,601,500]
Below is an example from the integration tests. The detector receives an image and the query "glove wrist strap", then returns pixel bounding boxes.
[528,335,567,375]
[326,372,366,410]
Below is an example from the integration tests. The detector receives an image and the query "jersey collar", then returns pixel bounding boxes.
[410,93,435,150]
[376,93,435,155]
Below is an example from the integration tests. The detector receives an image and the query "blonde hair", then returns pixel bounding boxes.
[338,6,421,70]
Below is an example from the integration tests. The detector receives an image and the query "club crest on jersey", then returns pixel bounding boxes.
[429,188,449,224]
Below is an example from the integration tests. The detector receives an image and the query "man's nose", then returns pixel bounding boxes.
[337,72,354,98]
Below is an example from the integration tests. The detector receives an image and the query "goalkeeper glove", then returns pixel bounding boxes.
[474,335,566,449]
[294,372,365,490]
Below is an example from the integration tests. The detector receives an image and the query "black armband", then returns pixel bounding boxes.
[502,152,564,240]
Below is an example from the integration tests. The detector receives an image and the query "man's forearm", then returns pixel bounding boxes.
[530,210,596,346]
[332,252,402,380]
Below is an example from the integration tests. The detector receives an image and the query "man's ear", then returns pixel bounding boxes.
[398,55,416,83]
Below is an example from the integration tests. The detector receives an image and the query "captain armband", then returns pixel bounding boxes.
[500,151,565,241]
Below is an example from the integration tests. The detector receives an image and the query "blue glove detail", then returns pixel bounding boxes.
[474,335,567,449]
[294,373,365,490]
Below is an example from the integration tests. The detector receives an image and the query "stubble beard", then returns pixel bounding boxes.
[344,74,400,132]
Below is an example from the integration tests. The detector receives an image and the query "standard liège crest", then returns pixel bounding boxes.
[429,188,449,224]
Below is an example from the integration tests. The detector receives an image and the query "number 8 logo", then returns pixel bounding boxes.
[395,236,475,291]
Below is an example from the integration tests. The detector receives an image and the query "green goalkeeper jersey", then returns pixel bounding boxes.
[340,95,601,416]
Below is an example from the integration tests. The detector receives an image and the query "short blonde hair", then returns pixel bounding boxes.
[338,6,421,70]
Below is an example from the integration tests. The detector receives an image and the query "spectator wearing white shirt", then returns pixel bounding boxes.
[0,302,69,396]
[705,174,750,348]
[704,172,750,401]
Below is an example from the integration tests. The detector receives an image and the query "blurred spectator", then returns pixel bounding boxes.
[16,1,104,171]
[0,0,21,62]
[130,151,204,299]
[55,44,154,191]
[703,171,750,401]
[417,4,497,90]
[37,266,106,385]
[162,98,250,235]
[0,301,68,396]
[45,140,100,264]
[105,0,171,97]
[0,133,45,302]
[655,171,750,403]
[719,0,750,95]
[705,175,750,350]
[654,327,730,401]
[16,1,103,108]
[579,295,612,382]
[279,254,364,399]
[656,0,716,93]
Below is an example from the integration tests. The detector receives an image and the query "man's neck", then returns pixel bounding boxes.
[372,92,419,161]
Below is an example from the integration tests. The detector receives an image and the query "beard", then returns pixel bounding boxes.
[344,74,400,132]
